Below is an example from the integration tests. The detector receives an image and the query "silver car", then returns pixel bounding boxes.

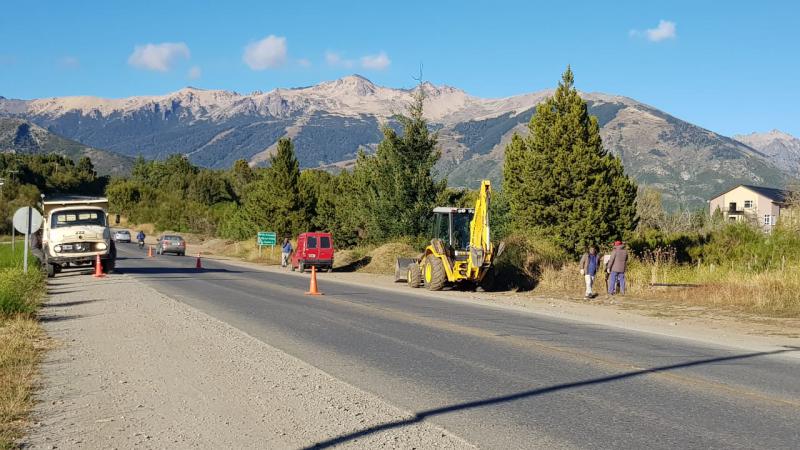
[113,230,131,243]
[156,235,186,256]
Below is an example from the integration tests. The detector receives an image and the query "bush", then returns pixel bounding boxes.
[484,233,570,291]
[627,229,706,263]
[0,269,43,317]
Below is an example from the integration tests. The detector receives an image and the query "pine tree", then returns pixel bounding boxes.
[239,138,307,237]
[355,88,446,241]
[503,67,638,254]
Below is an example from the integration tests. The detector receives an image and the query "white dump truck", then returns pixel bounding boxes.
[38,196,116,278]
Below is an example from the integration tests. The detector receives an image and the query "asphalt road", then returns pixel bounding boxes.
[114,244,800,449]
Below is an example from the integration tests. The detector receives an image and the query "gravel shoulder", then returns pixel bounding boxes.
[24,271,473,449]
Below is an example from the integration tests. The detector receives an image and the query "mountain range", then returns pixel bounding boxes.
[733,130,800,176]
[1,75,796,207]
[0,117,133,175]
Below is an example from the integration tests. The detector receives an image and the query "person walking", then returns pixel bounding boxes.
[579,246,600,299]
[606,241,628,295]
[281,238,292,268]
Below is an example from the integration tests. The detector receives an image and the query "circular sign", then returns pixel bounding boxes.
[13,207,43,234]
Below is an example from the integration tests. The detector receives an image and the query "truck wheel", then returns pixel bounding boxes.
[425,255,446,291]
[102,258,115,274]
[407,263,422,288]
[45,263,56,278]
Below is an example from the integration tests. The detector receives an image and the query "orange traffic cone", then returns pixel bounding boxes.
[93,254,105,278]
[196,251,202,269]
[305,265,323,296]
[148,245,154,257]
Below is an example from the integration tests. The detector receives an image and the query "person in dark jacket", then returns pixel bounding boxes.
[579,246,600,298]
[606,241,628,295]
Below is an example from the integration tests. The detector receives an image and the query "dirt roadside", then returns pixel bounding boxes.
[193,250,800,357]
[23,272,473,449]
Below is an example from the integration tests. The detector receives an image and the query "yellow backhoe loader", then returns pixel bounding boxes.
[395,180,500,291]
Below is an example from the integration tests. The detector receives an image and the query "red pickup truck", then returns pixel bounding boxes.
[291,232,334,273]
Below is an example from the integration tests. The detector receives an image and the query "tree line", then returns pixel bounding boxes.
[107,68,639,257]
[0,154,106,234]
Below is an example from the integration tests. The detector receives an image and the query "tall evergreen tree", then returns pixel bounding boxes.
[503,67,638,254]
[355,87,446,241]
[239,138,307,237]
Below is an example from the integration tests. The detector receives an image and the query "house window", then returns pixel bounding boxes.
[764,215,772,225]
[744,200,753,209]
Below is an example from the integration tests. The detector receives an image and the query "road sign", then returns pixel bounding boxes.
[257,232,277,258]
[13,207,43,274]
[13,207,42,234]
[257,231,277,246]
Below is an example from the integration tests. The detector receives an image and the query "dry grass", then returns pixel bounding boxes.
[0,316,44,448]
[0,244,46,448]
[360,243,419,274]
[535,261,800,317]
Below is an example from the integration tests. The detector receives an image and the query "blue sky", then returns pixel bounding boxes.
[1,0,798,136]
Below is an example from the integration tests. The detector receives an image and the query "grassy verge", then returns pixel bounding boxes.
[485,232,800,318]
[0,244,45,448]
[530,253,800,318]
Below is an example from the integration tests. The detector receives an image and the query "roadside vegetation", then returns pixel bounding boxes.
[0,243,45,448]
[102,67,799,317]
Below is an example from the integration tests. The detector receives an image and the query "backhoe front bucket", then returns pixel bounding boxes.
[394,257,419,282]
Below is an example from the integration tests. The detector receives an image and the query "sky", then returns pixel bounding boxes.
[1,0,798,137]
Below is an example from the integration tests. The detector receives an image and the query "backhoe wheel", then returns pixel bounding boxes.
[407,263,422,288]
[424,255,446,291]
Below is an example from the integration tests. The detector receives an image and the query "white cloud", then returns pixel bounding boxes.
[325,51,353,68]
[297,58,312,68]
[128,42,190,72]
[58,56,80,69]
[631,20,677,42]
[187,66,202,79]
[360,51,391,70]
[243,35,287,70]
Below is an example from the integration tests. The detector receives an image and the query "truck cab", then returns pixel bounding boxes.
[39,196,116,278]
[291,232,334,273]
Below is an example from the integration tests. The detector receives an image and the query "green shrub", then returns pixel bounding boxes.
[700,223,800,271]
[0,268,43,317]
[484,233,570,291]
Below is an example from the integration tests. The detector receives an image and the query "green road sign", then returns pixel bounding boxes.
[257,231,277,246]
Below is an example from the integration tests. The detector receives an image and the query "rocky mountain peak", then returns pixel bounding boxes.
[317,74,377,96]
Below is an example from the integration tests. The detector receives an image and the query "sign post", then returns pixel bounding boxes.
[257,232,277,259]
[13,207,43,274]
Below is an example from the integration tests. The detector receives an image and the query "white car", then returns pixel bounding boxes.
[113,230,131,243]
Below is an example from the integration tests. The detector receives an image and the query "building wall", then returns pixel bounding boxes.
[709,186,781,231]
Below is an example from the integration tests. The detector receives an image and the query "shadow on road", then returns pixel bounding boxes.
[115,267,242,275]
[304,346,800,449]
[42,299,102,308]
[38,314,86,323]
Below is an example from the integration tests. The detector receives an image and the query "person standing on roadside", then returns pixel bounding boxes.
[579,246,600,299]
[606,240,628,295]
[281,238,292,268]
[602,248,612,293]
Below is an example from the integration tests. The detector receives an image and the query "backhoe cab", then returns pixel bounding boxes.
[395,180,496,291]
